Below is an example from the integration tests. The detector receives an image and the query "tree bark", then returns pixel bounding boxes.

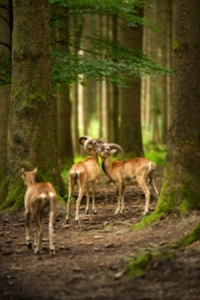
[157,0,200,214]
[119,7,144,157]
[0,0,11,184]
[2,0,65,209]
[57,7,73,169]
[112,15,120,144]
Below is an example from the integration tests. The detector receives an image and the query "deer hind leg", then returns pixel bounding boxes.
[75,176,86,223]
[136,176,150,215]
[149,172,159,198]
[49,205,56,255]
[66,177,76,223]
[33,213,42,254]
[25,209,32,249]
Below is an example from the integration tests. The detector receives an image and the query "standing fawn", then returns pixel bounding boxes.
[21,168,57,255]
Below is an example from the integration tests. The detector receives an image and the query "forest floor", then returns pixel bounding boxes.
[1,167,200,300]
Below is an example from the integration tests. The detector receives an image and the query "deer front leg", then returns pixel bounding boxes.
[120,185,126,213]
[85,184,90,214]
[115,182,122,214]
[91,180,98,214]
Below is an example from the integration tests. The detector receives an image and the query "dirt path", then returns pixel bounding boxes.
[1,168,200,300]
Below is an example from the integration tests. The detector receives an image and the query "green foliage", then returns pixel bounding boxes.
[52,47,170,87]
[61,167,69,184]
[144,143,166,166]
[0,0,171,88]
[50,0,171,88]
[50,0,146,27]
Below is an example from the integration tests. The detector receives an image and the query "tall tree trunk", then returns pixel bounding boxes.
[70,14,84,155]
[57,7,73,169]
[149,0,161,144]
[98,14,103,138]
[0,0,11,185]
[71,83,80,155]
[119,7,144,157]
[112,15,119,144]
[159,0,172,144]
[82,13,94,137]
[2,0,65,209]
[157,0,200,215]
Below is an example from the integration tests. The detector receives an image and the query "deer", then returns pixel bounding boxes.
[66,136,105,224]
[21,168,57,255]
[95,143,159,215]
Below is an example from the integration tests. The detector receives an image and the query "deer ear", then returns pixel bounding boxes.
[33,167,38,174]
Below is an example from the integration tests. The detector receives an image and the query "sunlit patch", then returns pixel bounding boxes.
[40,193,46,199]
[49,192,55,198]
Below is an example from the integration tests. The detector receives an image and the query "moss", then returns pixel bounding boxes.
[29,91,46,103]
[131,212,159,231]
[0,171,25,211]
[126,251,152,277]
[13,89,21,100]
[180,223,200,247]
[179,179,200,213]
[125,249,175,278]
[172,38,181,51]
[6,184,25,210]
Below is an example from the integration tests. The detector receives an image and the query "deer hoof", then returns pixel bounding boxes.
[50,249,56,255]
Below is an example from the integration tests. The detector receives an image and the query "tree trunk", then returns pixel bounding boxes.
[57,7,73,169]
[157,0,200,215]
[71,83,80,155]
[2,0,65,209]
[0,0,11,184]
[70,14,84,155]
[112,15,120,144]
[159,0,172,144]
[119,7,144,157]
